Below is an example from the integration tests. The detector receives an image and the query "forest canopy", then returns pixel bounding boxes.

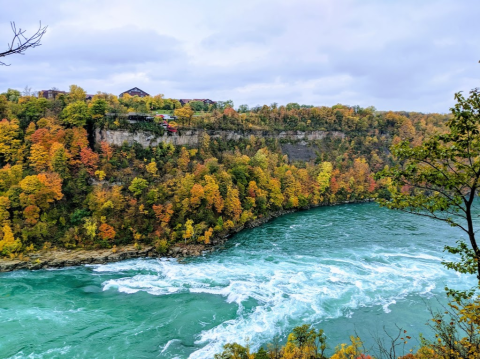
[0,85,449,257]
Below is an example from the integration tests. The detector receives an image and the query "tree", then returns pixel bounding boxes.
[62,101,90,127]
[225,187,242,221]
[190,183,205,208]
[89,98,108,120]
[68,85,87,103]
[376,88,480,288]
[100,141,113,161]
[0,119,22,164]
[317,162,333,195]
[214,342,250,359]
[146,160,158,177]
[0,22,47,66]
[1,89,21,102]
[178,147,191,171]
[174,105,194,125]
[0,224,22,255]
[129,177,148,197]
[216,100,234,110]
[189,101,206,112]
[80,147,99,175]
[183,219,194,243]
[204,175,224,213]
[98,223,115,241]
[153,203,173,225]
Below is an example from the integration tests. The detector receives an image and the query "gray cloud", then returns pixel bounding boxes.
[0,0,479,112]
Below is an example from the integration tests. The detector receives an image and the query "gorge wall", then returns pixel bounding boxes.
[95,128,345,161]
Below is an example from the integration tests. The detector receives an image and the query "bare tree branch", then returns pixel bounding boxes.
[0,21,47,66]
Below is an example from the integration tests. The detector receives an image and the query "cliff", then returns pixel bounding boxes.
[95,128,345,161]
[95,128,344,147]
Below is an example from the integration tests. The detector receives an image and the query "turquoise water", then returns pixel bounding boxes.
[0,203,476,358]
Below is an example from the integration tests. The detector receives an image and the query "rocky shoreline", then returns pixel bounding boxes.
[0,199,374,273]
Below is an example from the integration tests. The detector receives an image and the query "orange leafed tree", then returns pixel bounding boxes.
[100,141,113,161]
[23,205,40,225]
[67,127,89,158]
[80,147,100,175]
[37,172,63,201]
[153,203,174,225]
[190,183,205,208]
[19,173,63,210]
[98,223,116,241]
[203,227,213,244]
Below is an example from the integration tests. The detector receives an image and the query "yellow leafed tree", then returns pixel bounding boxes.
[0,224,22,255]
[317,161,333,194]
[183,219,194,243]
[0,119,22,163]
[174,105,194,125]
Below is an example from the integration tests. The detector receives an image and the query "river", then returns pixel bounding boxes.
[0,203,476,358]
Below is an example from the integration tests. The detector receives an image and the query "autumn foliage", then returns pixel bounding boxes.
[0,85,449,257]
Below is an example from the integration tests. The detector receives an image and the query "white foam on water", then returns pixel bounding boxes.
[7,346,71,359]
[93,243,475,359]
[160,339,181,354]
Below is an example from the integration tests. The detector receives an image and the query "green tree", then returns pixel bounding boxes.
[216,100,234,110]
[214,342,250,359]
[62,101,90,127]
[286,102,301,111]
[254,347,268,359]
[128,177,149,197]
[89,98,108,121]
[1,89,21,103]
[189,101,206,112]
[376,88,480,291]
[238,104,249,113]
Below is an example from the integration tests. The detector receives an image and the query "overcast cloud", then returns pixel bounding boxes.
[0,0,479,112]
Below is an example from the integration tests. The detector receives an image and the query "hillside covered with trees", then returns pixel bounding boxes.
[0,86,449,258]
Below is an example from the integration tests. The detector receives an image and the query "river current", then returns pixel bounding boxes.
[0,203,476,358]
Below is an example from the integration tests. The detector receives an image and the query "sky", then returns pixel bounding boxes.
[0,0,479,113]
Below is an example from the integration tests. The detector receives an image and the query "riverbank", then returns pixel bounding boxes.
[0,199,374,272]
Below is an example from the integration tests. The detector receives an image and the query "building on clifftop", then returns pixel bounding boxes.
[119,87,150,98]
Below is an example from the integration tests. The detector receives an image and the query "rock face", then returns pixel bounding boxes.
[95,128,345,149]
[0,245,156,272]
[281,142,318,162]
[0,244,208,273]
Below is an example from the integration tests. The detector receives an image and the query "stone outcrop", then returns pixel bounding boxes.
[0,244,210,272]
[95,128,345,149]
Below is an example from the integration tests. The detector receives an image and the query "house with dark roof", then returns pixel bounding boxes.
[119,87,150,98]
[41,89,68,100]
[179,99,192,106]
[41,89,95,101]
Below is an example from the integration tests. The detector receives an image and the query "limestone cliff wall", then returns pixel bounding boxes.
[95,128,345,148]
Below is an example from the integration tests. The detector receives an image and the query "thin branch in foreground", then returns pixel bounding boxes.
[0,21,47,66]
